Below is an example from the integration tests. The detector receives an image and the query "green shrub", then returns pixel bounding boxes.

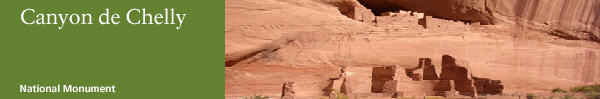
[561,94,574,99]
[243,95,270,99]
[584,93,600,99]
[425,97,446,99]
[570,84,600,93]
[323,87,347,99]
[526,93,535,99]
[552,88,568,93]
[330,90,348,99]
[399,96,416,99]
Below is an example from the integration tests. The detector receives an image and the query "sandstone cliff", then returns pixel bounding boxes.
[356,0,600,42]
[225,0,600,98]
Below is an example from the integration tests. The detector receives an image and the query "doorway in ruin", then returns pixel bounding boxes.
[371,66,395,93]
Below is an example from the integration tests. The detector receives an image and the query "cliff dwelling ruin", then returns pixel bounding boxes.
[331,55,504,98]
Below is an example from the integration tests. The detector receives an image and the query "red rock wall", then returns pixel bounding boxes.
[488,0,600,30]
[487,0,600,42]
[225,0,600,97]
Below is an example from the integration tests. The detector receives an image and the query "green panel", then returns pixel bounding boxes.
[0,0,224,98]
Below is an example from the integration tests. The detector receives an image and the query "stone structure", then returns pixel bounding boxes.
[405,59,423,81]
[348,6,375,24]
[433,80,459,96]
[381,80,397,96]
[405,58,439,81]
[375,11,423,29]
[342,67,372,94]
[421,58,439,80]
[282,55,502,98]
[472,77,503,95]
[372,66,397,93]
[358,10,473,31]
[411,12,424,19]
[381,12,396,16]
[436,55,503,96]
[375,16,392,27]
[424,16,470,31]
[281,82,295,99]
[433,80,452,92]
[439,55,475,96]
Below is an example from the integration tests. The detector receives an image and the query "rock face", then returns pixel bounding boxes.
[357,0,600,42]
[225,0,600,98]
[488,0,600,42]
[281,82,295,99]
